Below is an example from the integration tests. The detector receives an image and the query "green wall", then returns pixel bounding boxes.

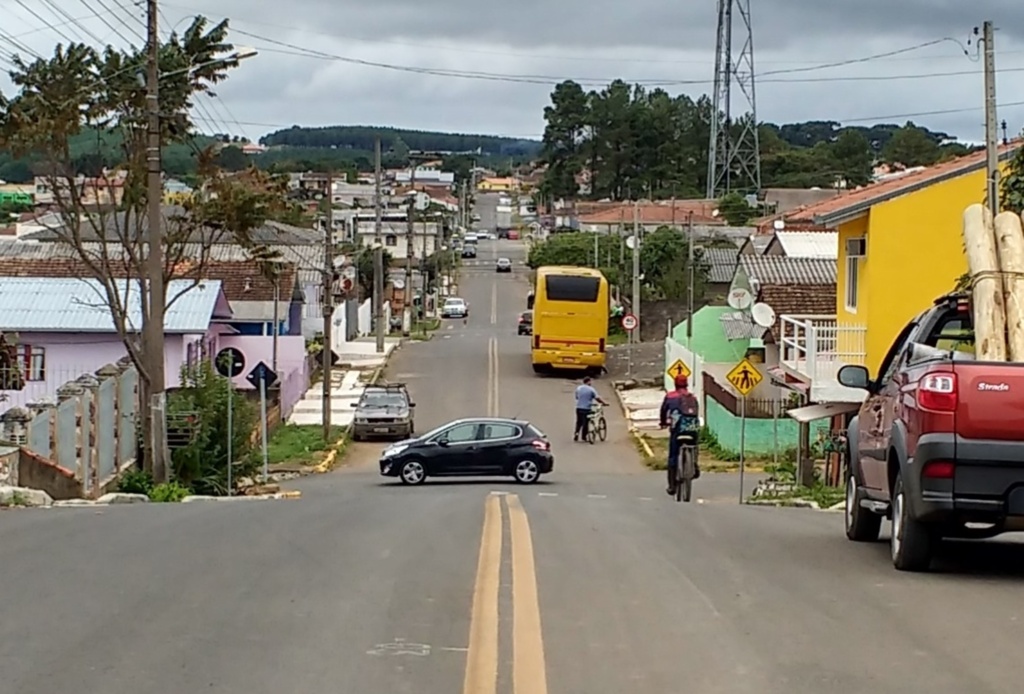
[704,396,829,457]
[672,306,749,362]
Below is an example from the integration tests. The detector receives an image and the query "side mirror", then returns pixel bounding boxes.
[837,364,871,390]
[437,439,449,447]
[349,403,359,407]
[409,402,416,407]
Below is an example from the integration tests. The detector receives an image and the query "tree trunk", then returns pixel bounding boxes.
[995,211,1024,361]
[963,204,1007,361]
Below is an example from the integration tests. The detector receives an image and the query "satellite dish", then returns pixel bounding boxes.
[625,235,637,250]
[342,265,357,280]
[751,302,776,328]
[333,254,348,268]
[773,219,785,231]
[393,279,405,290]
[727,287,753,310]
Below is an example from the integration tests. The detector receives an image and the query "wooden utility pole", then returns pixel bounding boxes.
[144,0,168,482]
[373,138,385,353]
[322,170,335,440]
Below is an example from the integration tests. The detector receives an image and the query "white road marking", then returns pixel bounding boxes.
[587,494,607,499]
[537,492,558,497]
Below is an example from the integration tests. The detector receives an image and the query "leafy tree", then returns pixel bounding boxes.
[0,18,288,480]
[830,129,874,187]
[881,121,942,167]
[637,226,707,301]
[354,246,393,300]
[1000,142,1024,214]
[215,145,248,171]
[717,192,754,226]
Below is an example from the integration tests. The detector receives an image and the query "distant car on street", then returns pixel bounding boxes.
[517,310,533,335]
[461,244,477,258]
[379,417,554,485]
[463,233,479,243]
[351,384,415,441]
[441,297,469,318]
[496,257,512,273]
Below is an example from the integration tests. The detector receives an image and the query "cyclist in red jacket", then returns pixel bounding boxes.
[659,374,701,494]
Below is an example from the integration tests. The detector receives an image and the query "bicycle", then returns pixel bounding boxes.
[585,403,608,444]
[670,426,700,503]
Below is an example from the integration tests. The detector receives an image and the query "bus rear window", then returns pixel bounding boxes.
[545,276,599,302]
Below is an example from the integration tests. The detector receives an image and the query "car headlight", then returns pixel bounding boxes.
[382,444,409,458]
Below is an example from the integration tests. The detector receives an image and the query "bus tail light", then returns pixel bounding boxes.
[598,338,605,352]
[533,335,540,349]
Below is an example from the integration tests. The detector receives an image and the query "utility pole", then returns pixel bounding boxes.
[404,165,416,333]
[322,170,335,440]
[686,211,695,346]
[631,201,641,329]
[983,20,999,218]
[373,139,385,353]
[144,0,168,482]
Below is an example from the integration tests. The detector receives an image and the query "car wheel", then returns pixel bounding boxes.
[399,459,427,485]
[352,431,363,442]
[845,471,882,542]
[891,471,934,571]
[513,459,541,484]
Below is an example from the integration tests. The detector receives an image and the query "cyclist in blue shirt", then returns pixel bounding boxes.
[660,374,701,494]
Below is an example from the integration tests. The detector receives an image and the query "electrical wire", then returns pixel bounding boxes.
[11,0,78,46]
[79,0,140,46]
[40,0,106,46]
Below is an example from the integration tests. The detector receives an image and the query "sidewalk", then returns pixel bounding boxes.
[287,337,401,427]
[615,386,666,435]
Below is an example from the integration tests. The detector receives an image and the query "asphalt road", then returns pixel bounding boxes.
[4,239,1024,693]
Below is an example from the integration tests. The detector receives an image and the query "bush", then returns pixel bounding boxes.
[168,361,260,496]
[117,469,154,495]
[149,481,191,503]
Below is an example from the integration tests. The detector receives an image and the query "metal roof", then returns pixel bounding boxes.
[0,278,224,333]
[699,246,740,283]
[771,231,838,259]
[738,255,837,286]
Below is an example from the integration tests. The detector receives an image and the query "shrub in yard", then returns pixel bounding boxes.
[117,469,154,496]
[149,481,191,503]
[168,361,259,495]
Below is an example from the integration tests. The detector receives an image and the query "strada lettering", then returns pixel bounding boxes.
[977,382,1010,391]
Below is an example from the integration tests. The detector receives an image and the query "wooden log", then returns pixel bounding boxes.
[963,204,1007,361]
[995,211,1024,361]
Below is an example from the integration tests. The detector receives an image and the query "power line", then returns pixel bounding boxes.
[11,0,78,46]
[40,0,106,46]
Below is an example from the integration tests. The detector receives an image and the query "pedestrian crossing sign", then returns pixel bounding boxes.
[726,358,762,396]
[666,358,691,380]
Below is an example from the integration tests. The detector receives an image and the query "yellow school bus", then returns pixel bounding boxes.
[530,266,610,374]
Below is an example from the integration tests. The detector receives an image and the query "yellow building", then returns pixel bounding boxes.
[477,176,517,193]
[775,143,1021,402]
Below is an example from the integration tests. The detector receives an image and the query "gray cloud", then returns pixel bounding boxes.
[1,0,1024,145]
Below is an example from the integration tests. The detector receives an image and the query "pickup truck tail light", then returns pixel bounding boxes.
[917,372,958,411]
[922,460,955,479]
[531,439,550,452]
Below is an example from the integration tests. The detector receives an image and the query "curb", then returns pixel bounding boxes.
[312,431,352,473]
[631,427,655,458]
[49,490,304,507]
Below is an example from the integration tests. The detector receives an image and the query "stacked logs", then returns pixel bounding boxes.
[963,203,1024,361]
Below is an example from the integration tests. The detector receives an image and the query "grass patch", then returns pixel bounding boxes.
[606,331,629,346]
[636,432,767,472]
[264,424,347,467]
[749,484,844,509]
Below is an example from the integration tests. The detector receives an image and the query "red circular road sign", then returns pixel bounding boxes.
[621,313,638,331]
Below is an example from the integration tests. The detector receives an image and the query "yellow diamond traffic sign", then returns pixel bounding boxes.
[726,358,762,397]
[666,358,691,380]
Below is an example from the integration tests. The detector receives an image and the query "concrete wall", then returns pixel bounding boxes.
[704,396,829,457]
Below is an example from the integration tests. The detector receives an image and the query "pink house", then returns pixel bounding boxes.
[0,277,232,412]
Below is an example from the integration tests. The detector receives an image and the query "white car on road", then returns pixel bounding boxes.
[441,297,469,319]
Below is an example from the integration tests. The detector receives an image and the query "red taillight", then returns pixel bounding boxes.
[533,335,540,349]
[598,338,605,352]
[531,439,550,451]
[917,372,957,411]
[922,460,955,479]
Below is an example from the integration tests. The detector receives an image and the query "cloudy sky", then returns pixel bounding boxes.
[2,0,1024,145]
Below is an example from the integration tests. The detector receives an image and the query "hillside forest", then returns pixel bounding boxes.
[0,79,974,190]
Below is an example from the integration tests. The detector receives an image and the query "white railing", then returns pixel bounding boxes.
[779,314,867,384]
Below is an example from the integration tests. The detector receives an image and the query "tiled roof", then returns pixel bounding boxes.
[786,141,1023,226]
[0,256,297,303]
[719,310,767,340]
[771,231,838,258]
[738,255,836,285]
[700,246,740,283]
[579,200,721,225]
[758,284,837,336]
[0,277,223,333]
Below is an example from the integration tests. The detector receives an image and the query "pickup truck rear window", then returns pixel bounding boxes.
[928,313,975,354]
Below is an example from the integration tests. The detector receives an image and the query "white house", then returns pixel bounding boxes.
[354,221,442,260]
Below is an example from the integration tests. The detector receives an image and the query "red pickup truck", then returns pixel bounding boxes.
[839,292,1024,572]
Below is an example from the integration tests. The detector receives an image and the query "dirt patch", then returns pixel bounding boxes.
[605,340,664,381]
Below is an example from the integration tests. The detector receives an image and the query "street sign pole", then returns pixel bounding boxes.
[739,395,746,503]
[259,376,269,483]
[227,385,233,496]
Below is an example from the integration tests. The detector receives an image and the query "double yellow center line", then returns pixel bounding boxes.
[464,493,548,694]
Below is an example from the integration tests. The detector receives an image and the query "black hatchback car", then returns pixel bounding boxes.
[517,310,533,335]
[379,417,553,485]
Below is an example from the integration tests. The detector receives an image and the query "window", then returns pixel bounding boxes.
[385,234,398,247]
[480,423,520,440]
[16,344,45,381]
[545,275,599,302]
[435,422,478,444]
[844,256,859,311]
